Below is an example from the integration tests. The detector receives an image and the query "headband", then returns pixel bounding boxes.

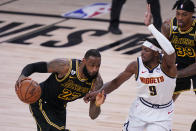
[143,41,162,53]
[173,0,195,12]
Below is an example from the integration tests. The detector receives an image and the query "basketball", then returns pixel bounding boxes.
[15,79,41,104]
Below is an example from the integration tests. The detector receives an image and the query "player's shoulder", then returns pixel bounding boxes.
[193,16,196,25]
[128,60,137,67]
[162,18,173,30]
[125,60,138,74]
[163,18,172,24]
[58,58,72,66]
[162,18,173,38]
[47,58,72,73]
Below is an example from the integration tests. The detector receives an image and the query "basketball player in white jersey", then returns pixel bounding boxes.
[84,5,177,131]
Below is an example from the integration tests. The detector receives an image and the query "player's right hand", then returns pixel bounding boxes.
[95,90,106,107]
[144,4,152,26]
[15,75,31,91]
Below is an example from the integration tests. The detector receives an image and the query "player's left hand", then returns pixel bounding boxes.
[83,90,99,103]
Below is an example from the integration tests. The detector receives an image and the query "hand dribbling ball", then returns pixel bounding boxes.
[15,79,41,104]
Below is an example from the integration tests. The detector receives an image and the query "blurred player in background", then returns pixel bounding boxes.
[161,0,196,101]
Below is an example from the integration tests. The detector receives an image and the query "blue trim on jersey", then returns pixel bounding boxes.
[135,57,140,81]
[124,120,129,131]
[139,97,172,109]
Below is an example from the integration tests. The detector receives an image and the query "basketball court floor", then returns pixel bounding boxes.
[0,0,196,131]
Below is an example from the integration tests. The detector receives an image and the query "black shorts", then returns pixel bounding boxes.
[29,99,67,131]
[190,120,196,131]
[174,75,196,94]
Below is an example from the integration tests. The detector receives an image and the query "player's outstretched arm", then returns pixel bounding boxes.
[84,61,137,102]
[101,61,137,95]
[85,61,137,119]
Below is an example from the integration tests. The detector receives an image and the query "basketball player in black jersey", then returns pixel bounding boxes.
[15,49,105,131]
[161,0,196,101]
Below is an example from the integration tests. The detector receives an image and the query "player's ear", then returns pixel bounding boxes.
[82,58,86,64]
[154,51,159,56]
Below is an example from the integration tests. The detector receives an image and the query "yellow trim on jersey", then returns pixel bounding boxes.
[195,24,196,41]
[178,19,196,34]
[189,33,195,37]
[55,59,72,82]
[169,18,173,37]
[90,79,96,91]
[178,27,193,34]
[174,89,192,94]
[171,32,179,34]
[193,19,196,26]
[76,60,88,81]
[38,99,65,130]
[29,105,42,131]
[135,58,139,80]
[171,18,196,35]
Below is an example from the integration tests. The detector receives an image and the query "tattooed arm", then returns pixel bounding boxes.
[88,73,104,119]
[47,58,70,76]
[16,58,70,87]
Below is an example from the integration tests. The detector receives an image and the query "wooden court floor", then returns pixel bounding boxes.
[0,0,195,131]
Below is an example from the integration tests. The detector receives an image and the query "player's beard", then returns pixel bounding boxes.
[177,20,184,28]
[83,65,98,81]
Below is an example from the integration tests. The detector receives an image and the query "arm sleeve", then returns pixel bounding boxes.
[147,24,175,55]
[21,62,48,77]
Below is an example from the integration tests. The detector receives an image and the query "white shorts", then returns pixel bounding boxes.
[123,97,173,131]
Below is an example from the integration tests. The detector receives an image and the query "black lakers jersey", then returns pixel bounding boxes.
[169,17,196,69]
[40,59,95,110]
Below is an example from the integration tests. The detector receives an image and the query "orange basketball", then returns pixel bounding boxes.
[15,79,41,104]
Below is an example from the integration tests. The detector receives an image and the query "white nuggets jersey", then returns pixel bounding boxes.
[136,57,176,105]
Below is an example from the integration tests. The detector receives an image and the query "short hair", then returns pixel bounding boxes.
[144,38,162,50]
[84,49,101,59]
[172,0,195,13]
